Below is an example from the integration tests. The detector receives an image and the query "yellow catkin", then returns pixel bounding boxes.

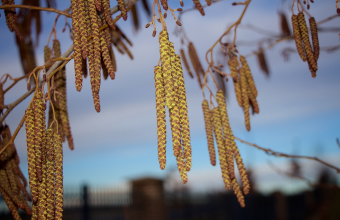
[89,1,101,94]
[247,85,259,114]
[216,90,235,180]
[202,100,216,166]
[297,12,317,71]
[175,54,192,171]
[0,185,21,220]
[232,142,250,195]
[38,129,47,220]
[94,0,101,11]
[193,0,205,16]
[92,91,101,112]
[231,178,245,207]
[34,89,44,184]
[180,49,193,78]
[206,0,212,6]
[154,66,167,170]
[100,27,115,81]
[176,148,188,184]
[291,14,307,62]
[31,201,38,220]
[54,132,63,220]
[117,0,128,21]
[0,168,21,209]
[5,162,25,211]
[0,125,15,162]
[77,0,88,59]
[211,107,231,190]
[233,73,242,107]
[239,68,250,131]
[239,55,257,98]
[228,56,239,83]
[159,30,175,110]
[25,107,37,202]
[46,128,55,220]
[102,0,116,29]
[71,0,83,91]
[309,17,319,61]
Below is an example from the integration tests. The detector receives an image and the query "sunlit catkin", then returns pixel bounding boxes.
[46,129,55,219]
[117,0,128,21]
[309,17,319,61]
[297,12,317,71]
[175,55,192,171]
[212,107,231,190]
[239,68,250,131]
[102,0,116,29]
[54,132,63,220]
[231,178,245,207]
[228,56,239,83]
[159,30,175,110]
[291,14,306,62]
[92,91,101,112]
[248,85,259,114]
[216,90,235,180]
[239,55,257,98]
[176,149,188,184]
[154,66,166,170]
[232,142,250,195]
[25,107,37,201]
[202,100,216,166]
[34,89,44,184]
[71,0,83,92]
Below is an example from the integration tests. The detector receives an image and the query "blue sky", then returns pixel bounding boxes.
[0,0,339,194]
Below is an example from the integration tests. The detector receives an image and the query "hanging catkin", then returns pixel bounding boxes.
[77,0,88,59]
[0,168,22,210]
[71,0,83,92]
[154,65,167,170]
[25,107,37,202]
[159,30,175,110]
[117,0,128,21]
[228,56,239,83]
[231,178,245,207]
[193,0,205,16]
[176,148,188,184]
[175,55,192,171]
[239,55,257,98]
[309,17,319,61]
[232,142,250,195]
[180,49,193,78]
[102,0,116,29]
[247,85,259,114]
[291,14,307,62]
[297,12,317,71]
[54,132,63,220]
[46,128,55,219]
[34,89,44,184]
[188,42,204,88]
[100,27,116,80]
[160,0,168,10]
[239,68,250,131]
[211,107,231,190]
[202,100,216,166]
[0,185,21,220]
[216,90,235,180]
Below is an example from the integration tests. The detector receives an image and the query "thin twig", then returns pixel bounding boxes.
[0,0,138,124]
[0,5,72,17]
[234,137,340,173]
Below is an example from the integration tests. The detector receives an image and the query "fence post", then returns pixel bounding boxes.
[83,184,89,220]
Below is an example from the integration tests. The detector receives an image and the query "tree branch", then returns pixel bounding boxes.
[0,5,72,17]
[0,0,138,124]
[234,137,340,173]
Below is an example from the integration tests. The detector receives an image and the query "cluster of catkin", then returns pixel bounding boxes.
[155,30,191,184]
[71,0,122,112]
[159,0,206,16]
[25,89,64,220]
[1,0,23,40]
[291,12,319,78]
[228,55,259,131]
[202,90,250,207]
[45,39,74,151]
[0,125,32,220]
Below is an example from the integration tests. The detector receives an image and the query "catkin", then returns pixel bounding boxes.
[34,89,44,184]
[231,178,245,207]
[239,68,250,131]
[92,91,101,112]
[44,46,51,69]
[206,0,211,6]
[180,49,193,78]
[228,56,239,83]
[159,30,175,110]
[248,85,259,114]
[102,0,116,29]
[202,100,216,166]
[239,55,257,98]
[233,74,242,107]
[176,148,188,184]
[175,55,192,171]
[0,168,21,209]
[160,0,168,10]
[100,28,116,81]
[5,162,25,210]
[309,17,319,61]
[25,107,37,202]
[117,0,128,21]
[154,66,167,170]
[54,133,63,220]
[232,142,250,195]
[77,0,88,59]
[216,90,235,180]
[193,0,205,16]
[71,0,83,91]
[46,129,55,220]
[188,42,204,88]
[297,12,317,71]
[0,185,21,220]
[291,14,307,62]
[212,107,231,190]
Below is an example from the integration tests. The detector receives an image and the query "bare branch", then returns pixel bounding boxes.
[0,5,72,17]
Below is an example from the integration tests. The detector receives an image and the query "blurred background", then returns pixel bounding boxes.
[0,0,339,219]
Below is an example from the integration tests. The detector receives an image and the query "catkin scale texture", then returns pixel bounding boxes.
[154,66,167,170]
[46,129,55,219]
[291,14,307,62]
[54,133,63,220]
[309,17,319,61]
[202,100,216,166]
[117,0,128,21]
[77,0,88,59]
[212,107,231,190]
[33,90,44,185]
[180,49,193,78]
[240,56,257,98]
[231,178,245,207]
[232,142,250,195]
[193,0,205,16]
[239,68,250,131]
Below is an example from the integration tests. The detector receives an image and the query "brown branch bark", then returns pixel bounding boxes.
[0,5,72,17]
